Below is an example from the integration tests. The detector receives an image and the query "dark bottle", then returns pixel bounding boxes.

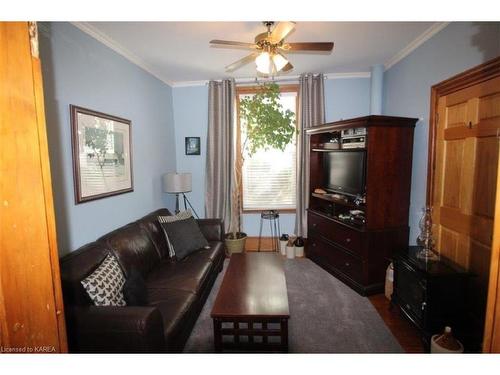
[294,236,304,247]
[280,234,289,241]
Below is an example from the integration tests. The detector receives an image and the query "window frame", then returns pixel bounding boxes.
[235,84,299,214]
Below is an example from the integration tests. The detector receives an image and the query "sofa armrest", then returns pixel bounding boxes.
[65,305,165,353]
[197,218,224,242]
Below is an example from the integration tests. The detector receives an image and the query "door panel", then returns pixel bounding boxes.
[442,140,464,209]
[473,137,499,219]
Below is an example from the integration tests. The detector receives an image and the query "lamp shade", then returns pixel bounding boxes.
[163,172,192,193]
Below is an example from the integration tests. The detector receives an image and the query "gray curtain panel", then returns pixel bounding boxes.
[205,79,236,233]
[295,73,325,237]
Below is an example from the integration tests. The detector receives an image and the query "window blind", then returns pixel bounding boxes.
[242,144,296,210]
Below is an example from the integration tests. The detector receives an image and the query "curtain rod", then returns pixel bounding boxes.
[204,74,325,86]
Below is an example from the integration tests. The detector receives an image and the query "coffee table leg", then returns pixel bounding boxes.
[213,318,222,353]
[281,318,289,353]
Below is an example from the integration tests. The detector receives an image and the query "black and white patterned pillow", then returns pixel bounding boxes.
[81,254,126,306]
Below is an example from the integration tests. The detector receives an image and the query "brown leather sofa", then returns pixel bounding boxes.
[59,208,225,353]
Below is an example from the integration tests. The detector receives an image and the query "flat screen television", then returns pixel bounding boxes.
[323,151,366,196]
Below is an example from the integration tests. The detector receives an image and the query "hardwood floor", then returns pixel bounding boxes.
[369,293,425,353]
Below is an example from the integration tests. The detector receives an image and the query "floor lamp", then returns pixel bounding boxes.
[162,172,200,218]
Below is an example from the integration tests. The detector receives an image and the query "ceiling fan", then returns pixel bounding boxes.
[210,21,334,76]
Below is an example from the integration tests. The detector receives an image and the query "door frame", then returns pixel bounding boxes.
[426,56,500,352]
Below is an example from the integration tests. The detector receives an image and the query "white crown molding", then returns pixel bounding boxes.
[384,22,450,70]
[325,72,371,79]
[71,22,175,87]
[171,71,371,88]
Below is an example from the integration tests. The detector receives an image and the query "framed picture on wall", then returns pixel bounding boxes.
[70,105,134,204]
[185,136,201,155]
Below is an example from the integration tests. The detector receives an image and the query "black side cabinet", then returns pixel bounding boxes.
[392,246,471,351]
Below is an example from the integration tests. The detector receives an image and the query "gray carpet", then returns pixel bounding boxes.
[184,257,403,353]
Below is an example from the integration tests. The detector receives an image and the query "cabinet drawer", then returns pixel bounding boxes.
[308,212,364,255]
[308,234,363,282]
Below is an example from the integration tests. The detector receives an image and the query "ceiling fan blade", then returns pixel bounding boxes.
[210,39,259,49]
[225,52,259,72]
[282,62,294,72]
[283,42,334,52]
[270,21,296,43]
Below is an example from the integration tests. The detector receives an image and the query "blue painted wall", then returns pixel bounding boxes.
[383,22,500,244]
[39,22,177,254]
[172,77,371,236]
[324,77,371,122]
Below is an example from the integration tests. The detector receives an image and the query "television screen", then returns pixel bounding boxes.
[324,151,366,196]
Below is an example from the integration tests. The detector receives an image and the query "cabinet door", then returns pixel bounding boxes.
[0,22,67,352]
[394,260,426,327]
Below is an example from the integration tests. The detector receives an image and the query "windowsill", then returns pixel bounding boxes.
[242,209,296,214]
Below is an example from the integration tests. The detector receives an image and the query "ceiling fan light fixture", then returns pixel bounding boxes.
[255,51,271,74]
[272,53,288,72]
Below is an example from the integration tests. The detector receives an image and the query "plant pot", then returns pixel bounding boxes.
[224,232,247,255]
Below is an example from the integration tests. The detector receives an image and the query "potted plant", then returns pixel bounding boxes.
[225,83,296,254]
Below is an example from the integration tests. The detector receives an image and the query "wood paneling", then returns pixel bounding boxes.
[0,22,67,352]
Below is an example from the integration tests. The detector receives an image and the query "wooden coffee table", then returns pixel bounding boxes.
[211,253,290,353]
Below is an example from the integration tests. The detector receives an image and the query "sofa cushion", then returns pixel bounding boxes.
[195,241,225,263]
[81,254,126,306]
[137,208,172,259]
[158,211,209,260]
[145,252,212,294]
[147,289,197,348]
[60,242,112,306]
[99,222,161,278]
[123,268,148,306]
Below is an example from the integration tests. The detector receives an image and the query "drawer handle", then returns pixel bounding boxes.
[345,238,351,243]
[312,243,316,247]
[421,302,427,311]
[344,262,350,267]
[312,223,317,227]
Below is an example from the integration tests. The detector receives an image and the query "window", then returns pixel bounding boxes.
[236,85,298,212]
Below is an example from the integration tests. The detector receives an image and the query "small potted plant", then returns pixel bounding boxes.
[225,83,295,254]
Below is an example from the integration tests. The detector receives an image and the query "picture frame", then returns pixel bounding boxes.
[70,105,133,204]
[185,136,201,155]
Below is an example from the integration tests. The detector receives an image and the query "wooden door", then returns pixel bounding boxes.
[0,22,67,352]
[484,159,500,352]
[428,57,500,351]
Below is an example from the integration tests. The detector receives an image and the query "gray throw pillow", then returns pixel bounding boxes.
[158,210,209,260]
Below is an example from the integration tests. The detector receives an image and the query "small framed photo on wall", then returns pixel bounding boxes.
[185,137,201,155]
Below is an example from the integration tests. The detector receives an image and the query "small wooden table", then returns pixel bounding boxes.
[211,253,290,353]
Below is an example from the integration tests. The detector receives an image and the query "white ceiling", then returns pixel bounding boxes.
[74,22,444,86]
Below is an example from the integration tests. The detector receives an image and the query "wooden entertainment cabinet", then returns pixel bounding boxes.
[306,115,417,295]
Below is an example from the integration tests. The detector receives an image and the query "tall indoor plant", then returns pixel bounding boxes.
[225,82,296,253]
